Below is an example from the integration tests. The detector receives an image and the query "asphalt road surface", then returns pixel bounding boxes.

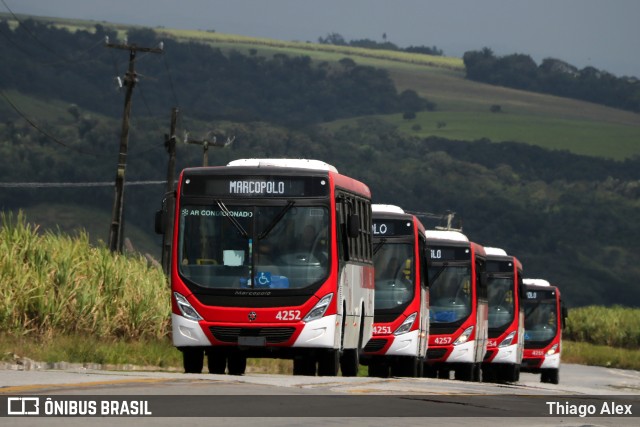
[1,363,639,426]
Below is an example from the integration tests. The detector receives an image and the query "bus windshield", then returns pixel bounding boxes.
[178,203,329,290]
[487,276,515,329]
[373,242,414,310]
[428,265,472,323]
[523,299,557,342]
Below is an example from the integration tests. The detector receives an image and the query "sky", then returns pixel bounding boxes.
[5,0,640,78]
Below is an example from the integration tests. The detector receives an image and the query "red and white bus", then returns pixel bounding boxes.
[361,205,429,377]
[482,247,525,383]
[424,230,488,381]
[157,158,374,376]
[521,278,568,384]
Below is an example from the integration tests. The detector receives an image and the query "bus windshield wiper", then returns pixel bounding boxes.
[373,238,387,255]
[258,201,295,240]
[429,262,449,286]
[216,200,249,239]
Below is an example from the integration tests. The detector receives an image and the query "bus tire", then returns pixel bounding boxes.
[318,350,339,376]
[227,355,247,376]
[183,348,204,374]
[504,364,519,383]
[391,356,419,377]
[340,349,359,376]
[423,365,437,378]
[541,368,559,384]
[455,363,475,381]
[293,357,316,376]
[207,351,227,374]
[368,360,390,378]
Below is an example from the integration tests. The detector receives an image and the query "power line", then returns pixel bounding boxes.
[0,180,166,188]
[0,89,107,158]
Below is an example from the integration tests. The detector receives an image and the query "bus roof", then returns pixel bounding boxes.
[372,204,405,214]
[227,158,338,173]
[523,278,552,287]
[425,229,469,243]
[484,247,508,256]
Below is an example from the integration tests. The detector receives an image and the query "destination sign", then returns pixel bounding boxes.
[181,175,329,198]
[486,260,514,273]
[524,289,556,301]
[372,219,413,236]
[427,245,471,261]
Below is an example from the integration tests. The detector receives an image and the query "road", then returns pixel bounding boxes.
[1,363,639,426]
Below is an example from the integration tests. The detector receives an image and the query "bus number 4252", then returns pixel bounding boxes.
[275,310,301,321]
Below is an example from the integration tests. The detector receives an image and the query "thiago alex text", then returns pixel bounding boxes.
[546,401,633,417]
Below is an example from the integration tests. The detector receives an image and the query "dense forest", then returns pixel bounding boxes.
[0,20,431,127]
[463,48,640,113]
[1,19,639,308]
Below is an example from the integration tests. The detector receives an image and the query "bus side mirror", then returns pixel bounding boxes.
[155,210,165,235]
[347,214,360,238]
[561,305,568,328]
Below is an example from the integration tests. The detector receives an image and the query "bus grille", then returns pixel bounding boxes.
[363,339,387,353]
[521,358,543,368]
[426,348,448,360]
[209,326,296,344]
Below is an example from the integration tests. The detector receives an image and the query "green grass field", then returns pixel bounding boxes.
[164,29,640,160]
[7,14,640,160]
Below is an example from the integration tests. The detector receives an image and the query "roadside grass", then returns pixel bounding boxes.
[562,341,640,371]
[3,334,638,374]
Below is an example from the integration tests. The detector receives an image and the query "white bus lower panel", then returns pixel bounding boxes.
[172,313,212,347]
[541,353,561,369]
[446,340,476,364]
[293,314,337,348]
[489,343,519,364]
[386,330,420,357]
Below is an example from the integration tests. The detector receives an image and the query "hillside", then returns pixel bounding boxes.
[0,16,639,308]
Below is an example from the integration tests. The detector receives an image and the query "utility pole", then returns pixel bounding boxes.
[165,107,178,193]
[161,107,178,274]
[106,37,163,253]
[185,131,234,166]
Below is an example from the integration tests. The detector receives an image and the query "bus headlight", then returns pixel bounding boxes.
[303,293,333,322]
[394,312,417,335]
[453,326,474,346]
[499,331,516,348]
[174,292,203,322]
[547,344,559,356]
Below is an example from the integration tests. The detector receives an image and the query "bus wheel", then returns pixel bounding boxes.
[391,356,419,377]
[318,350,339,376]
[207,351,227,374]
[293,357,317,376]
[482,365,495,383]
[368,361,390,378]
[183,348,204,374]
[473,363,482,382]
[541,368,559,384]
[504,364,519,383]
[454,363,475,381]
[227,355,247,376]
[340,349,359,376]
[423,365,437,378]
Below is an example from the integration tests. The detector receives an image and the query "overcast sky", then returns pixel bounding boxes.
[6,0,640,77]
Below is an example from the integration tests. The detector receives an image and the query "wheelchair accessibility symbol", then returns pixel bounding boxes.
[256,272,271,287]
